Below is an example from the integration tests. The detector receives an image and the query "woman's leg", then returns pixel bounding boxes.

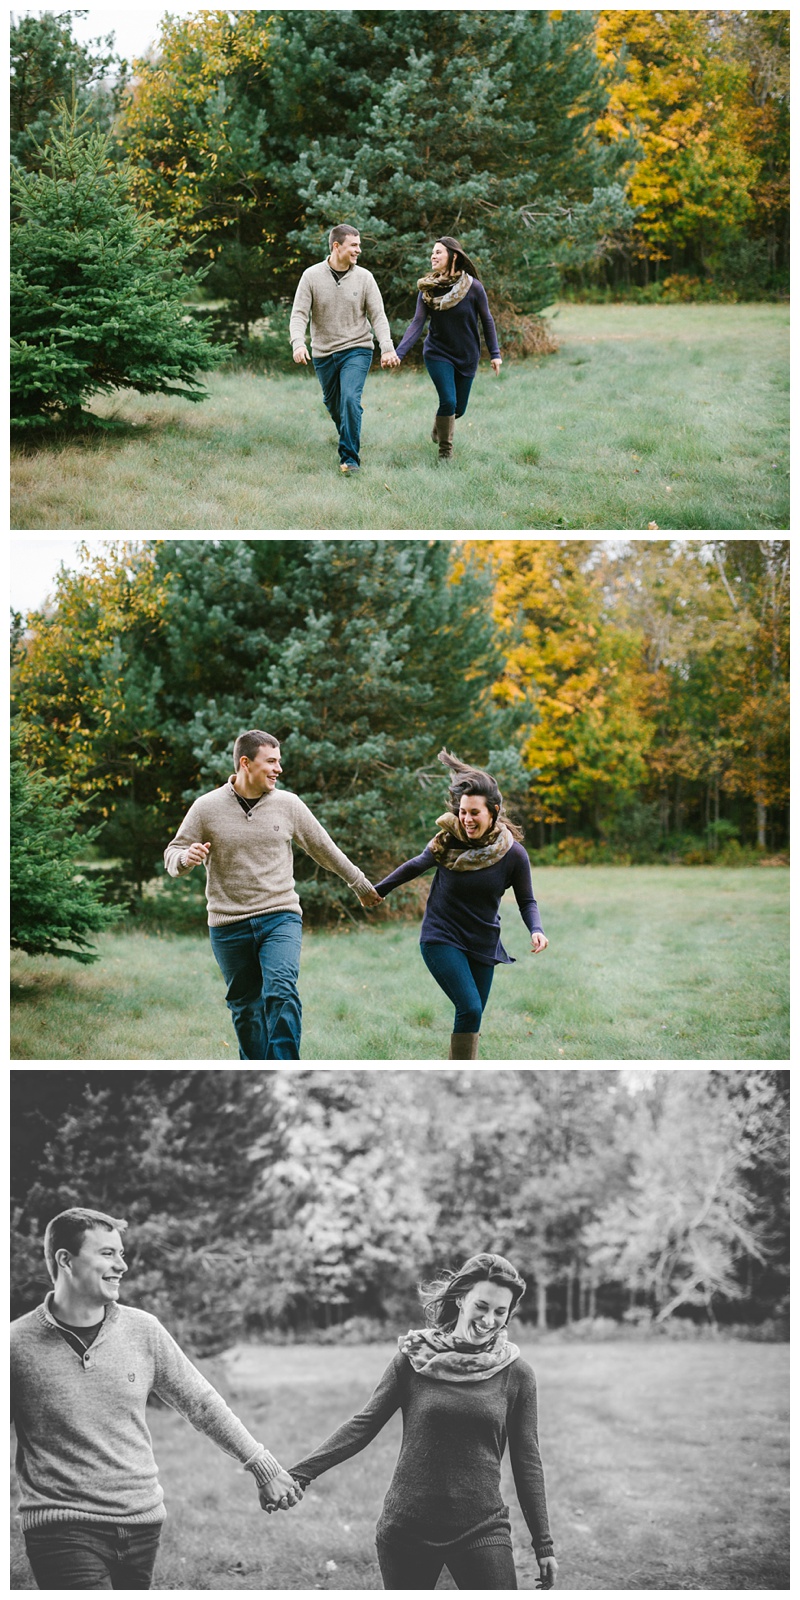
[453,370,475,419]
[467,952,495,1016]
[447,1541,518,1590]
[423,356,458,415]
[421,941,484,1032]
[376,1538,445,1590]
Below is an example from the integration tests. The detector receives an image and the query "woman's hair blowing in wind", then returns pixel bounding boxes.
[438,748,524,841]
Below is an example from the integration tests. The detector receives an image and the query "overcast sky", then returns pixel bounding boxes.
[16,3,180,65]
[11,540,91,615]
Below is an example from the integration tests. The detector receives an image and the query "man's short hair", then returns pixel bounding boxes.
[329,223,360,249]
[44,1208,128,1282]
[233,730,279,770]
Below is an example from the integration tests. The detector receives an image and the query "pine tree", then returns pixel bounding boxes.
[11,104,218,429]
[11,9,126,171]
[11,726,119,963]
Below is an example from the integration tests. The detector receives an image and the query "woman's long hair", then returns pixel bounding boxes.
[438,748,524,841]
[419,1253,527,1332]
[436,235,481,281]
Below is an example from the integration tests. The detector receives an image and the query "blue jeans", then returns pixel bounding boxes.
[209,911,303,1060]
[376,1535,517,1590]
[313,347,373,465]
[424,356,475,418]
[420,940,495,1032]
[24,1521,161,1589]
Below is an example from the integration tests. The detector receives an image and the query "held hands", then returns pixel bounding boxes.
[537,1556,558,1589]
[258,1469,304,1514]
[381,349,401,369]
[184,841,211,868]
[531,931,548,955]
[357,882,384,908]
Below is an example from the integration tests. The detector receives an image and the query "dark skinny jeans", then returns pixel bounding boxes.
[377,1535,518,1590]
[424,355,475,418]
[420,940,495,1033]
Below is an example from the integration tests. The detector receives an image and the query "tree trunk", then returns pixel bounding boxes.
[536,1277,548,1329]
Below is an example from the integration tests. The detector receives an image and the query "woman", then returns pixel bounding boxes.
[373,749,548,1060]
[394,236,502,461]
[283,1253,557,1591]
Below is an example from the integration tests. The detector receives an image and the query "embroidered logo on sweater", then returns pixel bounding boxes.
[128,1372,136,1382]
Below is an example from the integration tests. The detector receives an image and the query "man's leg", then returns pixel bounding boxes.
[312,352,342,433]
[24,1523,114,1589]
[111,1524,162,1590]
[254,911,303,1060]
[209,920,269,1060]
[336,348,373,466]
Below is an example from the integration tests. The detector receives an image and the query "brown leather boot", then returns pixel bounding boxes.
[431,414,455,460]
[447,1032,480,1059]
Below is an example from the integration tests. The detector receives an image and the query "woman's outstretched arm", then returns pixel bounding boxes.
[373,847,437,898]
[395,293,429,362]
[507,1364,556,1572]
[287,1354,404,1485]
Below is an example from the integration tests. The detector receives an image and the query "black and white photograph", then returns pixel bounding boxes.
[9,1067,790,1590]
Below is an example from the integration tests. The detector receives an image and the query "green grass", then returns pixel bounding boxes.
[9,1338,789,1589]
[10,305,788,530]
[10,867,789,1060]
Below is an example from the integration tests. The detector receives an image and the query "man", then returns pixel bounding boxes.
[164,730,381,1060]
[11,1208,301,1591]
[289,222,400,474]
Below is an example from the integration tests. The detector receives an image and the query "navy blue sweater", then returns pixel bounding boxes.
[374,841,543,965]
[395,280,501,376]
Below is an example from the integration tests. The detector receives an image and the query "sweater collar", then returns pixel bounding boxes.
[41,1290,119,1333]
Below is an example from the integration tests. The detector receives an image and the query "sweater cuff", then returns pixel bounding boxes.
[243,1447,282,1485]
[534,1540,555,1560]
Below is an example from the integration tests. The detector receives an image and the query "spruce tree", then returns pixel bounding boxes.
[11,104,217,429]
[11,727,118,963]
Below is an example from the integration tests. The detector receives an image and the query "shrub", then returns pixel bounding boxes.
[11,104,218,429]
[10,726,120,962]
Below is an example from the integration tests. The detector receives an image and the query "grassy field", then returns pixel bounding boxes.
[10,867,788,1061]
[10,304,788,531]
[9,1338,789,1590]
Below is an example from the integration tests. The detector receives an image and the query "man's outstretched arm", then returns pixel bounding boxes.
[152,1320,302,1512]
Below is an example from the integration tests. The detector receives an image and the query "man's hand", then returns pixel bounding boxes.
[357,883,383,908]
[531,931,548,954]
[381,349,401,369]
[258,1470,304,1514]
[537,1556,558,1589]
[183,841,211,869]
[491,357,502,376]
[293,346,311,365]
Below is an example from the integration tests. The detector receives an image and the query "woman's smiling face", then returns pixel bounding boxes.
[431,241,451,273]
[454,1279,513,1344]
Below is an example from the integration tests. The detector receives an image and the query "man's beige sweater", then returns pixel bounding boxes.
[164,781,371,925]
[289,261,395,357]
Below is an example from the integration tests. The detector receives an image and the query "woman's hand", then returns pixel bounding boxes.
[531,932,548,954]
[491,357,502,375]
[259,1471,303,1513]
[537,1555,558,1589]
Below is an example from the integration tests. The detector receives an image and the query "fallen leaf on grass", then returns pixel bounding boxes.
[648,521,659,529]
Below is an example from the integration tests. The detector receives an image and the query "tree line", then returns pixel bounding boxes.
[10,538,788,959]
[9,11,789,427]
[10,1069,788,1353]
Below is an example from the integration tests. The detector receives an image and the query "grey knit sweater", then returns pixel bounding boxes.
[289,261,395,357]
[289,1351,555,1559]
[10,1296,281,1529]
[164,781,371,925]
